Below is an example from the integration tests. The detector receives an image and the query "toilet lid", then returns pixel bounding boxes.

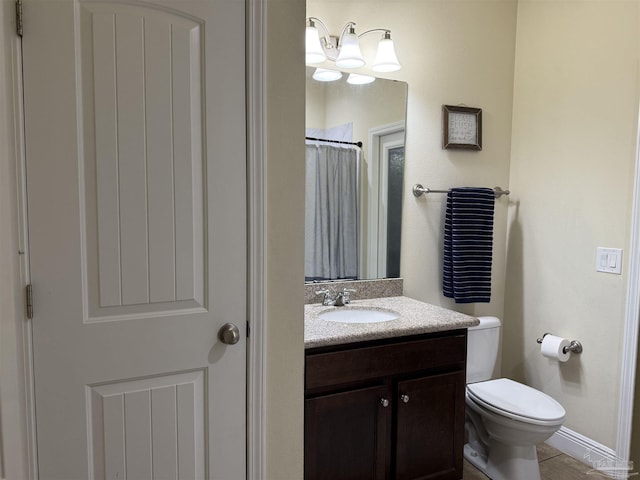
[467,378,566,424]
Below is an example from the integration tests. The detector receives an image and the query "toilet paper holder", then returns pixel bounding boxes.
[536,333,583,354]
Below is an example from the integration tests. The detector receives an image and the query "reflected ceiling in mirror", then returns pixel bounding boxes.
[305,67,408,282]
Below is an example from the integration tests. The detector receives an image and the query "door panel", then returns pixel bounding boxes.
[81,2,206,320]
[22,0,246,478]
[89,370,205,479]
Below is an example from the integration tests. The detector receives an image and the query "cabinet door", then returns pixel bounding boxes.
[395,371,465,480]
[305,385,392,480]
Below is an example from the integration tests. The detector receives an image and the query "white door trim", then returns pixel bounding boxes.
[5,10,38,477]
[365,121,405,279]
[376,132,405,278]
[247,0,267,478]
[615,101,640,464]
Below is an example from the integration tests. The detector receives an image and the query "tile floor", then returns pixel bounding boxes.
[463,443,595,479]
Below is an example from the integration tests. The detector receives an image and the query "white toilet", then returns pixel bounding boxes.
[465,316,566,480]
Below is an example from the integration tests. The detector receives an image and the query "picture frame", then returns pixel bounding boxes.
[442,105,482,150]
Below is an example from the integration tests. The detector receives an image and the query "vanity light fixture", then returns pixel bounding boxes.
[306,17,401,73]
[372,31,401,72]
[335,24,365,68]
[306,19,327,64]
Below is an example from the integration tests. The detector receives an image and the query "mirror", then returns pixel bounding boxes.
[305,67,408,282]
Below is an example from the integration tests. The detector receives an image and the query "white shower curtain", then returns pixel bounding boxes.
[305,144,360,281]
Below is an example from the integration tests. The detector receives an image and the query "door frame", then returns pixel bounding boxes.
[2,1,37,475]
[364,121,405,279]
[615,102,640,464]
[6,0,268,477]
[247,0,267,477]
[375,131,404,279]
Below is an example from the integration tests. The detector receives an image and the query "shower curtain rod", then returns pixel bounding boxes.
[306,136,363,148]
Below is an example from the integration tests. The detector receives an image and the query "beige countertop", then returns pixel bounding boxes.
[305,296,479,349]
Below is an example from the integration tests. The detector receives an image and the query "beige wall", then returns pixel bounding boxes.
[305,72,327,130]
[506,1,639,449]
[265,0,306,478]
[399,0,517,321]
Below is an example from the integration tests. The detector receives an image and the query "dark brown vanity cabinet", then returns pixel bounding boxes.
[305,330,467,480]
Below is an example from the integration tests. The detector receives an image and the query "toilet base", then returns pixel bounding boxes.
[464,442,541,480]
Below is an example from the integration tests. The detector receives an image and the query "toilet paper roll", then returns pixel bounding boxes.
[541,334,571,362]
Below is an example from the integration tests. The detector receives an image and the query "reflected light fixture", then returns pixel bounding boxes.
[305,17,401,73]
[347,73,375,85]
[312,68,343,82]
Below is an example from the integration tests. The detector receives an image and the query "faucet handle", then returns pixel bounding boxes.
[315,288,336,306]
[335,287,356,306]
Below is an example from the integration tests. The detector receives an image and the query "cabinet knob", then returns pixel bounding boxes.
[380,397,390,408]
[400,394,410,403]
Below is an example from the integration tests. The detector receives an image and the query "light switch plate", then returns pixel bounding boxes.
[596,247,623,274]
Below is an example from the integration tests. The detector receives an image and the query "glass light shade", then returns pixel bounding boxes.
[336,31,365,69]
[347,73,375,85]
[372,37,401,72]
[312,68,343,82]
[306,25,327,64]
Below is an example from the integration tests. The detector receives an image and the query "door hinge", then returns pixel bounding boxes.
[26,284,33,319]
[16,0,23,37]
[246,320,250,338]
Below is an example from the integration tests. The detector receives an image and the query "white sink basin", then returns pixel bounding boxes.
[319,307,400,324]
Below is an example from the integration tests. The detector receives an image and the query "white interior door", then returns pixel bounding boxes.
[22,0,247,478]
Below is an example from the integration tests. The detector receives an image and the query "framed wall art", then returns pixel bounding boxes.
[442,105,482,150]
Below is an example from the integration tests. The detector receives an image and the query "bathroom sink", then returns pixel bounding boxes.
[319,307,400,324]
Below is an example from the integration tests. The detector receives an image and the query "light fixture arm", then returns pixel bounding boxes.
[358,28,392,40]
[307,17,333,50]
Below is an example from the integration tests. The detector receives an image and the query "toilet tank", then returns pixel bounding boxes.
[467,316,501,384]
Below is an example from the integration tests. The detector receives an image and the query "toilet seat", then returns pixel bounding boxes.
[467,378,566,427]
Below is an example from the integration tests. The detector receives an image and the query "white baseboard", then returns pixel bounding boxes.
[546,426,635,479]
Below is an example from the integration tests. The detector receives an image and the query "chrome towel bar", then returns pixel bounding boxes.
[412,184,510,199]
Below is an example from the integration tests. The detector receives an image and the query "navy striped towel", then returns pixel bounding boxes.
[443,187,495,303]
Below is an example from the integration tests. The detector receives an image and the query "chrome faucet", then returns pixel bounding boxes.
[315,288,336,306]
[334,287,356,306]
[315,287,356,306]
